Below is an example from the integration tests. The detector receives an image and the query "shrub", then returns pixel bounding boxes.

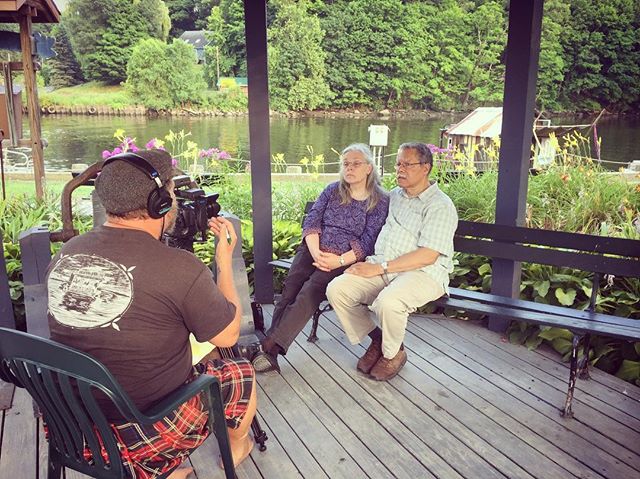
[126,39,206,110]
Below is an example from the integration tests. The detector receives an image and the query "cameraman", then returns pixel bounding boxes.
[46,149,256,478]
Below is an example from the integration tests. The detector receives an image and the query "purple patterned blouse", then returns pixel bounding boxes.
[302,182,389,261]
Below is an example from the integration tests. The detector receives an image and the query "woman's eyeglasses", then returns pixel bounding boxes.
[342,161,366,169]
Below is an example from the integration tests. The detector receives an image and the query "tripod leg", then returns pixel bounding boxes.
[251,416,268,451]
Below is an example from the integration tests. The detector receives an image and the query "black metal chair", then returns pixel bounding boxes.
[0,327,236,479]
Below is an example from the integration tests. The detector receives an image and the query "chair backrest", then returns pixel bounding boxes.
[0,327,146,478]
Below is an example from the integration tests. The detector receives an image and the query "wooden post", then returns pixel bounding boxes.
[490,0,544,332]
[244,0,274,303]
[19,13,45,199]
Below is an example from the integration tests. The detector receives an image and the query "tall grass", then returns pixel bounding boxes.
[39,82,135,109]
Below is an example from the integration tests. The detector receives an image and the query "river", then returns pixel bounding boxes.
[34,113,639,173]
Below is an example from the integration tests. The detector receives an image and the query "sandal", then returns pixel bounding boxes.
[252,351,280,373]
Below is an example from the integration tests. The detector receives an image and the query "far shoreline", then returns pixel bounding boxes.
[34,106,638,121]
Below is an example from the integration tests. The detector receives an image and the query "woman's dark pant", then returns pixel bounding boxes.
[268,244,346,353]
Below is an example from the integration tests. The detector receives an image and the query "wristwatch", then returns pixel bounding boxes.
[381,261,389,275]
[339,255,345,266]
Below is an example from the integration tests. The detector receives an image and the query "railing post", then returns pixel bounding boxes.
[18,227,51,338]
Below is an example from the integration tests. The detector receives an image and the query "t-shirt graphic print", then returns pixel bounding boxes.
[48,253,134,331]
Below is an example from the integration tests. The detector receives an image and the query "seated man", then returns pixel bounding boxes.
[327,142,458,381]
[46,149,256,479]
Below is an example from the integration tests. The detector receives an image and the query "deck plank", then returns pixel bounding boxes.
[401,315,640,478]
[2,306,639,479]
[270,346,396,478]
[187,433,262,479]
[317,314,602,479]
[290,324,524,479]
[257,366,366,478]
[283,339,441,478]
[252,381,322,478]
[0,388,38,478]
[0,379,14,411]
[409,315,640,457]
[423,315,640,422]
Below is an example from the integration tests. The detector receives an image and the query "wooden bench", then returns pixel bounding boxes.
[433,220,640,417]
[270,208,640,417]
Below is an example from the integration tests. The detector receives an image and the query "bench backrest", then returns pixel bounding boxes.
[454,220,640,278]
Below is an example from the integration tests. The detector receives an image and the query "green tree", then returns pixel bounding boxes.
[64,0,170,83]
[321,0,408,108]
[215,0,246,76]
[46,23,84,89]
[536,0,569,111]
[400,0,470,110]
[460,1,506,108]
[268,0,332,111]
[126,38,205,109]
[165,0,216,37]
[559,0,640,111]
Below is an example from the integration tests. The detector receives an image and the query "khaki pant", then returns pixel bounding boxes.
[326,271,444,358]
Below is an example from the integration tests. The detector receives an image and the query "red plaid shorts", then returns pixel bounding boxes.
[51,358,254,479]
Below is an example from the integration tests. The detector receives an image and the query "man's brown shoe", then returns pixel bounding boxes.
[357,339,382,374]
[369,349,407,381]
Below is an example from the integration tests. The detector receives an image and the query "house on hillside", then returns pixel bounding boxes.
[178,30,209,63]
[440,107,595,170]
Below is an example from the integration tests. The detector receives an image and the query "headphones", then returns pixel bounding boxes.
[102,152,173,219]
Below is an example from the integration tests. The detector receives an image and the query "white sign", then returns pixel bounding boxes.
[368,124,390,147]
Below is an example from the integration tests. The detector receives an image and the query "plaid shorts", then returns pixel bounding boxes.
[69,358,253,479]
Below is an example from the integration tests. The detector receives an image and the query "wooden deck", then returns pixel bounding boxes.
[1,305,639,478]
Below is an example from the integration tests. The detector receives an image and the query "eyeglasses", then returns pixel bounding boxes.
[395,161,423,169]
[342,161,366,169]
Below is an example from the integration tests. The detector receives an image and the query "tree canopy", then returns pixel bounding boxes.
[49,0,640,112]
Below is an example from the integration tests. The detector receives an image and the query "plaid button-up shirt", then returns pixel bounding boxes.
[367,182,458,293]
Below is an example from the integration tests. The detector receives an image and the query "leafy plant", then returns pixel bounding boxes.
[298,145,326,178]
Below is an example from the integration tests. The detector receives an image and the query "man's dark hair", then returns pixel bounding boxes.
[95,149,175,218]
[398,142,433,166]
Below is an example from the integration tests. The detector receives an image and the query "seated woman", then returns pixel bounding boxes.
[252,143,389,373]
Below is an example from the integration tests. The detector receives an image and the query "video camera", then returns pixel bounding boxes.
[165,175,221,250]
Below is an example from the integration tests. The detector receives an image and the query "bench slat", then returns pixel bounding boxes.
[456,220,640,258]
[445,288,639,330]
[269,259,294,269]
[454,237,640,277]
[438,297,640,340]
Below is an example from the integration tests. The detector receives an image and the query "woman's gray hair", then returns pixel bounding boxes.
[338,143,384,211]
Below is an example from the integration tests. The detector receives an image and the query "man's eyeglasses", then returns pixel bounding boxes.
[395,161,423,169]
[342,161,366,169]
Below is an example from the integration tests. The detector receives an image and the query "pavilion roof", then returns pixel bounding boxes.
[0,0,60,23]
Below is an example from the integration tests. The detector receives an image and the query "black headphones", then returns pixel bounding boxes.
[102,152,173,219]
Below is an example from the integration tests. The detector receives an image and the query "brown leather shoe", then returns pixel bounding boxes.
[357,339,382,374]
[370,349,407,381]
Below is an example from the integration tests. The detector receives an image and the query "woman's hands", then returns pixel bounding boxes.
[313,251,343,272]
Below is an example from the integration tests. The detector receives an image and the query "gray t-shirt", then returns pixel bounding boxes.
[47,226,235,418]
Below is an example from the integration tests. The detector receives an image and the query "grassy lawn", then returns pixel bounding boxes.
[3,179,93,199]
[39,82,136,109]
